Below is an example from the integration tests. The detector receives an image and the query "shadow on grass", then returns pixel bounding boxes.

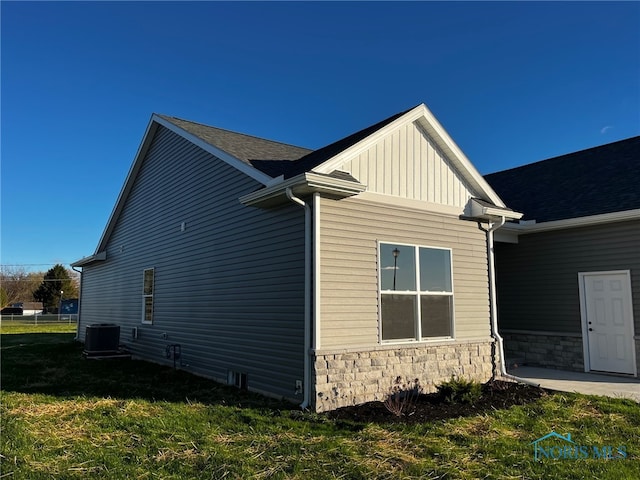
[1,332,291,411]
[1,333,555,430]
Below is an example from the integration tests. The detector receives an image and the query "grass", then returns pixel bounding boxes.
[2,325,639,479]
[0,322,77,334]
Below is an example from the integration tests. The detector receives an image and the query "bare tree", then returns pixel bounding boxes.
[0,267,44,308]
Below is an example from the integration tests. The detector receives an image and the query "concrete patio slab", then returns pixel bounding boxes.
[507,366,640,402]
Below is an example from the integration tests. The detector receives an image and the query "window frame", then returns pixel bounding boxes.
[378,241,455,343]
[142,267,155,325]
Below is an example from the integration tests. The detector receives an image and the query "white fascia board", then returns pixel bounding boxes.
[153,115,274,186]
[312,104,507,208]
[239,172,366,207]
[312,105,425,176]
[501,208,640,235]
[304,172,366,194]
[469,198,523,221]
[413,104,506,207]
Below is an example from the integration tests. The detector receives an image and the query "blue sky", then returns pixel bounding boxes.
[2,1,639,272]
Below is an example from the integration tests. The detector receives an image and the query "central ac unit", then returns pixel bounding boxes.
[85,324,120,354]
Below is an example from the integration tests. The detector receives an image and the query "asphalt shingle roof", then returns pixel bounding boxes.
[158,115,312,168]
[159,106,416,180]
[270,106,416,178]
[484,136,640,222]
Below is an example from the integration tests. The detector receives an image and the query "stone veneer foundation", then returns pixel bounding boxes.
[502,331,584,372]
[313,339,494,412]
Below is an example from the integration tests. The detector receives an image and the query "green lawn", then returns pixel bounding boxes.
[0,322,77,334]
[1,325,639,479]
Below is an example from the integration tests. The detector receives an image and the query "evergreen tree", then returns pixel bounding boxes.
[33,264,78,313]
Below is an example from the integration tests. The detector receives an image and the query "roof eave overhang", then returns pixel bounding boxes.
[240,172,366,208]
[469,198,523,221]
[500,208,640,235]
[71,251,107,268]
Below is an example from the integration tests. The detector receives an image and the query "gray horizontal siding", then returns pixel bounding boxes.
[78,125,305,400]
[495,219,640,334]
[319,197,491,349]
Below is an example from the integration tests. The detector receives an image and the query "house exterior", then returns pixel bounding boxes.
[485,136,640,377]
[5,302,44,315]
[72,104,521,411]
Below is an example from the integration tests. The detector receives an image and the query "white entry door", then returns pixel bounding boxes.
[580,271,636,375]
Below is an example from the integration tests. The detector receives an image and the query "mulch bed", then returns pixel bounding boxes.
[325,380,549,425]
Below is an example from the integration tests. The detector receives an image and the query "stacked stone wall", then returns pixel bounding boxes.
[314,340,494,412]
[502,331,584,372]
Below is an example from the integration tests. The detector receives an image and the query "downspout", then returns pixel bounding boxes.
[71,265,82,341]
[285,188,312,408]
[486,217,540,386]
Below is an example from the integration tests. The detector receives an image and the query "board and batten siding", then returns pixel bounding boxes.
[78,125,306,401]
[318,196,491,349]
[337,121,472,207]
[495,219,640,334]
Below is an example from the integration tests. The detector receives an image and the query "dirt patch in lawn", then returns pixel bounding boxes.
[325,380,549,425]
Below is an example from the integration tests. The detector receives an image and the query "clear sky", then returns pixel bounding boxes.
[2,1,639,272]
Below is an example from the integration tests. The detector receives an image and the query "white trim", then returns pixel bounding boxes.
[314,337,493,356]
[413,110,505,207]
[578,270,637,376]
[469,198,523,221]
[71,251,107,267]
[377,239,383,345]
[153,115,275,186]
[284,189,312,409]
[493,230,519,244]
[239,172,366,207]
[142,267,155,325]
[377,241,455,342]
[356,191,465,217]
[313,104,507,207]
[315,108,424,175]
[313,192,321,350]
[502,209,640,235]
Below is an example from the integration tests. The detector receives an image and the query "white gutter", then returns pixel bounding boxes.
[486,216,540,387]
[500,208,640,235]
[71,251,107,268]
[285,188,313,409]
[240,172,365,207]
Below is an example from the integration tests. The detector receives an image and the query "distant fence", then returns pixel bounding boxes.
[0,314,78,325]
